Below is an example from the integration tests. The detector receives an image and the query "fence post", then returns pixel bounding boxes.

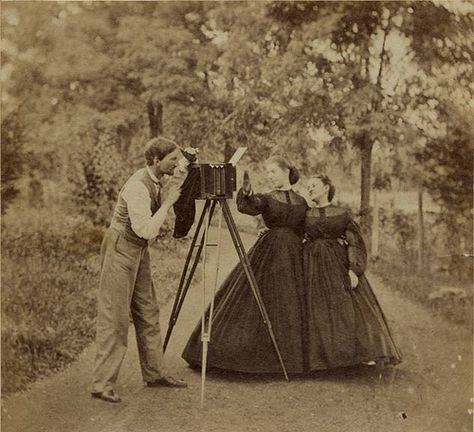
[371,189,380,258]
[417,189,425,273]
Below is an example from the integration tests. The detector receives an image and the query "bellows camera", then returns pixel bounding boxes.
[182,147,247,200]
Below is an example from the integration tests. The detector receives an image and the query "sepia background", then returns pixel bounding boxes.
[1,1,473,431]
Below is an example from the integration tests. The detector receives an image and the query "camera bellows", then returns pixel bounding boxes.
[193,164,237,199]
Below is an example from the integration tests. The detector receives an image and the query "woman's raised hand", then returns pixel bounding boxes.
[242,170,252,196]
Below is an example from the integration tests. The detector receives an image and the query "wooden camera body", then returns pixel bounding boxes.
[189,163,237,199]
[181,147,246,201]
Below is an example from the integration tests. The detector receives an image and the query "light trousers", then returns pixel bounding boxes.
[92,229,165,393]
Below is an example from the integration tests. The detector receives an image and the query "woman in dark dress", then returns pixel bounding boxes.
[182,157,308,374]
[303,175,402,371]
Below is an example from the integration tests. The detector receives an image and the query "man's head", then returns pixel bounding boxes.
[144,137,182,177]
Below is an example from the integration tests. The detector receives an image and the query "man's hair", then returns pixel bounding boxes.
[144,137,179,166]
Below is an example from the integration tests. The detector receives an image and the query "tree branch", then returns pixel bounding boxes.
[376,15,391,89]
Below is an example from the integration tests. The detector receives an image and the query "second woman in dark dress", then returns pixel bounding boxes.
[182,157,308,374]
[303,175,402,371]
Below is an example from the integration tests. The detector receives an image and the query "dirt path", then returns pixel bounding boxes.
[2,231,472,432]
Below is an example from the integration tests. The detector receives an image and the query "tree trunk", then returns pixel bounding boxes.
[360,138,373,247]
[417,189,425,273]
[147,96,163,138]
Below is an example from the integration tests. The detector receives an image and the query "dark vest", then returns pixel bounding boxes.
[110,168,160,246]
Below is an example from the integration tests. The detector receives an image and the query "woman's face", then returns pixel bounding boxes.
[307,177,329,202]
[265,162,288,189]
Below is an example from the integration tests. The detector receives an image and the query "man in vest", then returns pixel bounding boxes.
[92,137,188,403]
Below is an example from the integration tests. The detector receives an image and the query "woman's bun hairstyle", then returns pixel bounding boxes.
[268,155,300,185]
[288,166,300,185]
[313,174,336,202]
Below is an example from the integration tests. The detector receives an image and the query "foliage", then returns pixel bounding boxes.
[1,110,26,213]
[415,110,473,217]
[264,1,473,230]
[68,127,134,225]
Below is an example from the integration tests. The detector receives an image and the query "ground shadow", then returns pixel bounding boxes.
[186,363,402,386]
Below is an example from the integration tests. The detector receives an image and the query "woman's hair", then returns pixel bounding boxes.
[267,156,300,185]
[144,137,178,166]
[312,174,336,202]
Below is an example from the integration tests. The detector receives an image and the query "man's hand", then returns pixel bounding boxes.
[163,184,182,207]
[176,157,190,173]
[172,164,188,186]
[349,269,359,289]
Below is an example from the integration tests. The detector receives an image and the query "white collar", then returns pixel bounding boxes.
[311,201,332,209]
[275,187,292,192]
[146,166,161,185]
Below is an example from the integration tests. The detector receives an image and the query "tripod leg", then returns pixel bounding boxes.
[173,200,217,324]
[200,336,209,409]
[221,200,289,381]
[163,200,216,353]
[208,202,224,340]
[199,201,224,409]
[163,200,209,353]
[200,200,212,409]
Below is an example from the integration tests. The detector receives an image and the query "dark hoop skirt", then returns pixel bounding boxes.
[304,206,402,371]
[182,189,308,373]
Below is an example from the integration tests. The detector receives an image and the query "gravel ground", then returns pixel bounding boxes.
[2,230,472,432]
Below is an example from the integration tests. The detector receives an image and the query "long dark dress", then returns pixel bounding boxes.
[303,205,402,371]
[182,189,308,373]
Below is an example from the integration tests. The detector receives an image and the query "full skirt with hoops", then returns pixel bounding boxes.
[182,228,307,374]
[303,239,402,371]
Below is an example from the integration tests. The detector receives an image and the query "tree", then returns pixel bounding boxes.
[265,1,473,240]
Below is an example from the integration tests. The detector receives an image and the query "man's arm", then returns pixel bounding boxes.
[122,181,178,240]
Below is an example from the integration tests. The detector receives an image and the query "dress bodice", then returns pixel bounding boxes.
[305,205,352,240]
[237,189,307,233]
[304,204,368,275]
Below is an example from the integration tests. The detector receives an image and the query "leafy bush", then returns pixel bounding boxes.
[68,128,136,226]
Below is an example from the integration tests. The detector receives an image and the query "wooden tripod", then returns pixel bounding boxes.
[163,198,289,407]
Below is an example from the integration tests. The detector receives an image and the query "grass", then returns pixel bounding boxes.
[1,209,195,396]
[370,256,473,327]
[2,198,469,396]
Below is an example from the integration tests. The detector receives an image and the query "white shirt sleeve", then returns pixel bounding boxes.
[121,181,170,240]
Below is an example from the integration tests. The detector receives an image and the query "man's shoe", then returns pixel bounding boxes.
[147,375,187,388]
[91,389,122,403]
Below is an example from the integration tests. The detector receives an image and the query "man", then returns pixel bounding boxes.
[92,137,189,403]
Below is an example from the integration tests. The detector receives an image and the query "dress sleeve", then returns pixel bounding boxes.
[345,213,368,276]
[236,188,267,216]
